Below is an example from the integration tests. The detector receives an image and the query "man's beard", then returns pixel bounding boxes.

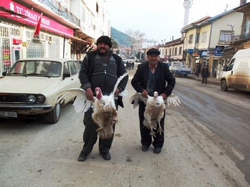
[97,48,109,56]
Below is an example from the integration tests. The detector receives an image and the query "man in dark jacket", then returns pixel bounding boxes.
[78,35,128,162]
[201,65,209,84]
[131,48,175,154]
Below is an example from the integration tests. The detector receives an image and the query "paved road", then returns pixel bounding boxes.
[0,67,249,187]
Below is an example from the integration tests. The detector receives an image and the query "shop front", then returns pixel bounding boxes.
[0,0,74,75]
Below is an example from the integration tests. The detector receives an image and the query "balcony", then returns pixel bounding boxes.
[37,0,80,27]
[231,32,250,42]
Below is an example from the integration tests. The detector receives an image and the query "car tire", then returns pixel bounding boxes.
[45,103,61,124]
[221,79,228,91]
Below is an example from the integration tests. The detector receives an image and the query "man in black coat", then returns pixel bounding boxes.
[78,36,128,162]
[131,48,176,154]
[201,65,209,84]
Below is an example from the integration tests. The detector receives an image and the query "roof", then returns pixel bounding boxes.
[164,38,183,47]
[234,2,250,12]
[181,9,236,32]
[198,9,234,27]
[181,16,210,32]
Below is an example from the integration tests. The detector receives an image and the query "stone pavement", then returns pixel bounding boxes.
[187,74,221,86]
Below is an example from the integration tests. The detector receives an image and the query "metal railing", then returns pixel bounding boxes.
[232,33,250,41]
[38,0,80,27]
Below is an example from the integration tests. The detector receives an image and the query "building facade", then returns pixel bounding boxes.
[182,10,243,78]
[0,0,109,75]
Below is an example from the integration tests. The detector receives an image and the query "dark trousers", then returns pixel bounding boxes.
[202,76,207,84]
[82,108,115,155]
[138,102,165,148]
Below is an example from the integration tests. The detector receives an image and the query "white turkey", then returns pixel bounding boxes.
[129,92,181,136]
[57,73,128,139]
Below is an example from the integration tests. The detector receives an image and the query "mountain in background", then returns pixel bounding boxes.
[111,27,131,47]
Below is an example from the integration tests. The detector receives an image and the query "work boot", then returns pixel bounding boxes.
[141,145,149,152]
[100,152,111,160]
[78,151,88,162]
[154,147,162,154]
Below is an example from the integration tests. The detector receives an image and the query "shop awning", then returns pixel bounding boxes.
[71,36,93,46]
[0,6,27,18]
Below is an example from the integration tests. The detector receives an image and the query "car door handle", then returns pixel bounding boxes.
[71,78,74,80]
[231,71,233,75]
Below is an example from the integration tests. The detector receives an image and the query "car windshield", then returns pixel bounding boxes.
[8,60,62,77]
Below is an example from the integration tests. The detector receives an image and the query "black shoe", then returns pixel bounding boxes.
[141,145,149,152]
[78,151,88,162]
[154,148,161,154]
[100,152,111,160]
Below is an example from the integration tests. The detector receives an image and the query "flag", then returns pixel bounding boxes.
[33,13,43,38]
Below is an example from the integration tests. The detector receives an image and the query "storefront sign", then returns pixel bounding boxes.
[187,49,193,54]
[193,51,199,57]
[0,0,73,38]
[12,38,22,44]
[22,42,27,47]
[200,50,209,57]
[214,45,225,56]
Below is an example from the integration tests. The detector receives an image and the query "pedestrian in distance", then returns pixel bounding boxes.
[131,48,176,154]
[201,65,209,84]
[78,35,128,162]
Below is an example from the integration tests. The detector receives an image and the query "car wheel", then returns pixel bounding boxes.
[45,103,61,124]
[221,79,228,91]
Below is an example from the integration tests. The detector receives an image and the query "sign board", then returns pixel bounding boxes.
[214,45,225,56]
[200,50,209,57]
[0,0,73,37]
[187,49,193,54]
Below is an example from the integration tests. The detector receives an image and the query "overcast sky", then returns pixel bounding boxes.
[106,0,249,42]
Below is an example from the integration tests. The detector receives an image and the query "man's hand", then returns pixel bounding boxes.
[85,88,94,101]
[142,90,148,98]
[114,88,120,97]
[160,93,167,100]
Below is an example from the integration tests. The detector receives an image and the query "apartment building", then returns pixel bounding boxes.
[181,10,243,78]
[0,0,109,75]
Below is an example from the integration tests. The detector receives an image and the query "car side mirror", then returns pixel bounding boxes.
[63,73,70,79]
[2,72,7,76]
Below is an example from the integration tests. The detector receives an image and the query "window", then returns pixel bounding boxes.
[243,16,250,34]
[179,47,182,55]
[219,30,232,42]
[68,61,77,75]
[188,34,193,44]
[201,31,207,43]
[227,58,235,71]
[63,62,70,75]
[175,48,177,55]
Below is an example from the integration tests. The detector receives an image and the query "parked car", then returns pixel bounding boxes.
[169,61,192,77]
[0,58,81,123]
[221,48,250,92]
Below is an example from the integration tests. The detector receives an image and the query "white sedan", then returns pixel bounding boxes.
[0,58,81,123]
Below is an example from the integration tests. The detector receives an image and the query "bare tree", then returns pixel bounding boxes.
[126,29,145,57]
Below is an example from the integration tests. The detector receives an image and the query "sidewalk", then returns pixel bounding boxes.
[187,74,221,86]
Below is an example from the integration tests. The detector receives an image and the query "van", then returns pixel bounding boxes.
[221,48,250,92]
